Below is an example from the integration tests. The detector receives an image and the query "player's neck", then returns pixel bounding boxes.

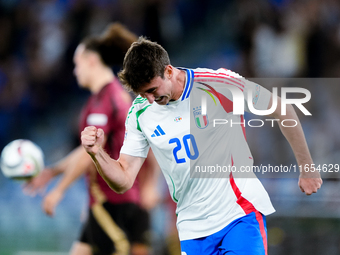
[90,67,115,94]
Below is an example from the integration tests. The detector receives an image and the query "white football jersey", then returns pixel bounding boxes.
[121,67,275,240]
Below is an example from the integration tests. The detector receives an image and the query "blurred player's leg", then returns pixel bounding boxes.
[126,203,152,255]
[165,223,181,253]
[69,241,92,255]
[166,195,181,255]
[166,227,181,255]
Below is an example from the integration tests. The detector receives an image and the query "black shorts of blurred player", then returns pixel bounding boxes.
[76,202,151,255]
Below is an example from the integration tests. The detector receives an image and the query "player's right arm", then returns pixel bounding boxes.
[81,126,145,194]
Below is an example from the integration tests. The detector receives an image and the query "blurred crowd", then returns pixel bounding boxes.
[0,0,167,148]
[234,0,340,78]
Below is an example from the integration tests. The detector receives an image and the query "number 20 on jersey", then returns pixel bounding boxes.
[169,134,199,164]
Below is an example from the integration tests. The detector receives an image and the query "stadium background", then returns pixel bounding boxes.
[1,0,340,254]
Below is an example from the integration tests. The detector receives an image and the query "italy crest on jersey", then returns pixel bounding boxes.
[193,106,209,129]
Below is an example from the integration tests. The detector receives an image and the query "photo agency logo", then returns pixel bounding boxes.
[198,83,312,128]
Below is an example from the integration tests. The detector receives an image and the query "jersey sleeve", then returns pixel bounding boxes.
[209,68,271,113]
[217,68,271,112]
[243,80,272,112]
[120,103,150,158]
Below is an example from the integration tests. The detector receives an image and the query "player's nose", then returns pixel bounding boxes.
[144,93,155,104]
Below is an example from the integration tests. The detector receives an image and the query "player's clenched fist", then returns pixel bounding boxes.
[81,126,104,155]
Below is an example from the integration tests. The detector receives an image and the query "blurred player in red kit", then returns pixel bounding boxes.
[24,23,159,255]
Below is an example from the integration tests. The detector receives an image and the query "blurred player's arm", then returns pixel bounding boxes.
[42,145,94,216]
[24,143,92,195]
[42,134,109,216]
[81,126,144,194]
[25,135,107,216]
[268,96,322,195]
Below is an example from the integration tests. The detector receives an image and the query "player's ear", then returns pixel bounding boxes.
[165,65,173,79]
[89,51,100,66]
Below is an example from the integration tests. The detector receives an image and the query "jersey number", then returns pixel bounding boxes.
[169,134,199,164]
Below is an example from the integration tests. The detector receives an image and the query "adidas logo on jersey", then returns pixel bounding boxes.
[151,125,166,137]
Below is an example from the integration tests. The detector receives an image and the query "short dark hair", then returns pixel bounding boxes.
[81,22,137,66]
[118,37,170,93]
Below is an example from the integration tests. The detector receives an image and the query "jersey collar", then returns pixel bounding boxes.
[177,67,194,101]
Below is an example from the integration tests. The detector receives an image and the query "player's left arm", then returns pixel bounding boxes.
[268,96,322,195]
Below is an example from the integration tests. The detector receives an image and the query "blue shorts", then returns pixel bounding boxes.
[180,212,267,255]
